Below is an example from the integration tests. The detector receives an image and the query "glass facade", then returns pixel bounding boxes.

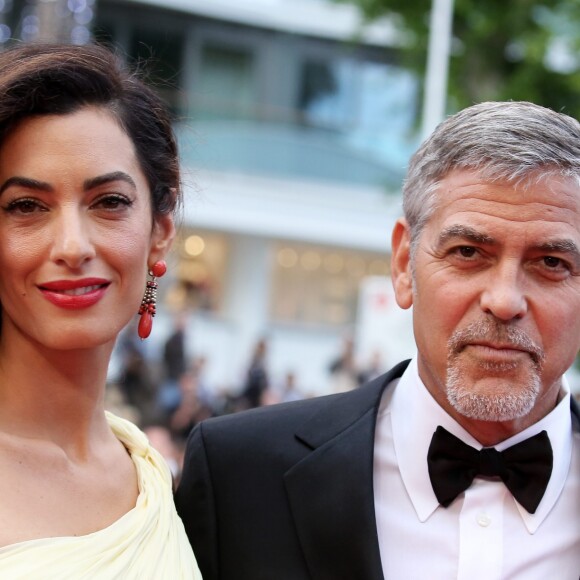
[297,56,418,177]
[196,44,257,121]
[128,26,186,114]
[185,44,419,186]
[93,6,419,188]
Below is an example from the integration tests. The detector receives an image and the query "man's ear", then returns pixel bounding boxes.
[149,212,176,266]
[391,218,414,310]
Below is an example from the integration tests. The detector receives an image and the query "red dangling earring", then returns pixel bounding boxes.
[138,260,167,340]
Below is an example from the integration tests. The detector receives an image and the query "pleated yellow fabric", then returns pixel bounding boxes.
[0,412,202,579]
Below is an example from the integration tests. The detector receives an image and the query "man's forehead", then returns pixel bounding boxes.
[434,167,579,195]
[427,169,580,220]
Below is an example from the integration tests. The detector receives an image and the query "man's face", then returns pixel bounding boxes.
[391,169,580,435]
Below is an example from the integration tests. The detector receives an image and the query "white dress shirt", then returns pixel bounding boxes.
[374,357,580,579]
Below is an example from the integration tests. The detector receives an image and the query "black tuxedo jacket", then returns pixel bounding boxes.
[175,360,580,580]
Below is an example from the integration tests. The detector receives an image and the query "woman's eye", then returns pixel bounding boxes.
[3,198,44,214]
[93,194,133,210]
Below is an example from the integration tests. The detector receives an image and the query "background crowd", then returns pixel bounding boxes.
[107,316,390,484]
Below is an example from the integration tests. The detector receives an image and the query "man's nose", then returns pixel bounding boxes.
[479,261,528,321]
[49,208,95,268]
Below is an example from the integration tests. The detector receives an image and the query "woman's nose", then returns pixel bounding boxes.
[49,208,95,268]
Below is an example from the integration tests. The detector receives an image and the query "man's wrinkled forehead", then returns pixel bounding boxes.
[427,167,580,214]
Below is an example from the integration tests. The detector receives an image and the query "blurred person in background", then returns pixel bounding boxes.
[177,101,580,579]
[357,350,385,387]
[279,371,303,404]
[0,43,200,578]
[117,320,157,421]
[328,335,359,393]
[169,363,213,442]
[240,337,270,408]
[157,312,189,414]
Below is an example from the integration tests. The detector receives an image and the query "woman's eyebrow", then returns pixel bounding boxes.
[83,171,137,191]
[0,176,53,196]
[0,172,138,196]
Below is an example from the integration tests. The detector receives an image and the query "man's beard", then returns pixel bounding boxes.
[446,319,545,422]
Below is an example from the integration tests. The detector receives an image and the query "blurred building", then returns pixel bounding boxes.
[94,0,420,393]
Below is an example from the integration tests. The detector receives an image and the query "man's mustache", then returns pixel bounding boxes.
[448,318,544,366]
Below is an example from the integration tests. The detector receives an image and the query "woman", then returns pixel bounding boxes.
[0,43,201,578]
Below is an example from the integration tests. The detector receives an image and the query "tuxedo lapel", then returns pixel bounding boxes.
[571,395,579,430]
[284,361,410,580]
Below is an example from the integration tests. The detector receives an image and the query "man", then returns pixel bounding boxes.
[175,102,580,579]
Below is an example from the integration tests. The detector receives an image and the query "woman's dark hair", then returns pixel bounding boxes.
[0,42,180,218]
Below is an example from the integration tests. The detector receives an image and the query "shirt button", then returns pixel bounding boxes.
[477,514,491,527]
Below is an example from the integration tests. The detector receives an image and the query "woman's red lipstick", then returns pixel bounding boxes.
[38,278,110,309]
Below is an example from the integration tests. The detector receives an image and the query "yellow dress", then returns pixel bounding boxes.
[0,412,202,579]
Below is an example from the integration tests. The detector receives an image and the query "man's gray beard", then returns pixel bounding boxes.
[445,319,544,422]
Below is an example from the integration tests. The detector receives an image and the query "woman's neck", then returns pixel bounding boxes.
[0,329,116,457]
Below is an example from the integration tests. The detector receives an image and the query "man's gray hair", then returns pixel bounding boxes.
[403,101,580,250]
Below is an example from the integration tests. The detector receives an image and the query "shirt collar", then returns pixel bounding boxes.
[385,357,574,533]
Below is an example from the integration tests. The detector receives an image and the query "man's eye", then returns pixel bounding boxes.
[543,256,564,269]
[458,246,476,258]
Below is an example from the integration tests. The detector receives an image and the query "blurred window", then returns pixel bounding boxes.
[195,44,256,121]
[165,230,229,313]
[298,57,418,167]
[270,243,389,326]
[129,26,186,114]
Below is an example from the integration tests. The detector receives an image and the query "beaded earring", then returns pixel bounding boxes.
[137,260,167,339]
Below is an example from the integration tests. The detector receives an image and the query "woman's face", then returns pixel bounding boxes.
[0,106,174,350]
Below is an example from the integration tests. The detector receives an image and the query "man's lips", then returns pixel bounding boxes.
[463,342,531,362]
[467,341,528,353]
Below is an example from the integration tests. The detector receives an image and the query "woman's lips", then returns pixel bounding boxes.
[38,278,110,309]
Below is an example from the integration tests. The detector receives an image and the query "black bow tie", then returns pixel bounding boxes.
[427,426,553,514]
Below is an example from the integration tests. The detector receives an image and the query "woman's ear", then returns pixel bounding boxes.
[149,212,176,266]
[391,218,414,310]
